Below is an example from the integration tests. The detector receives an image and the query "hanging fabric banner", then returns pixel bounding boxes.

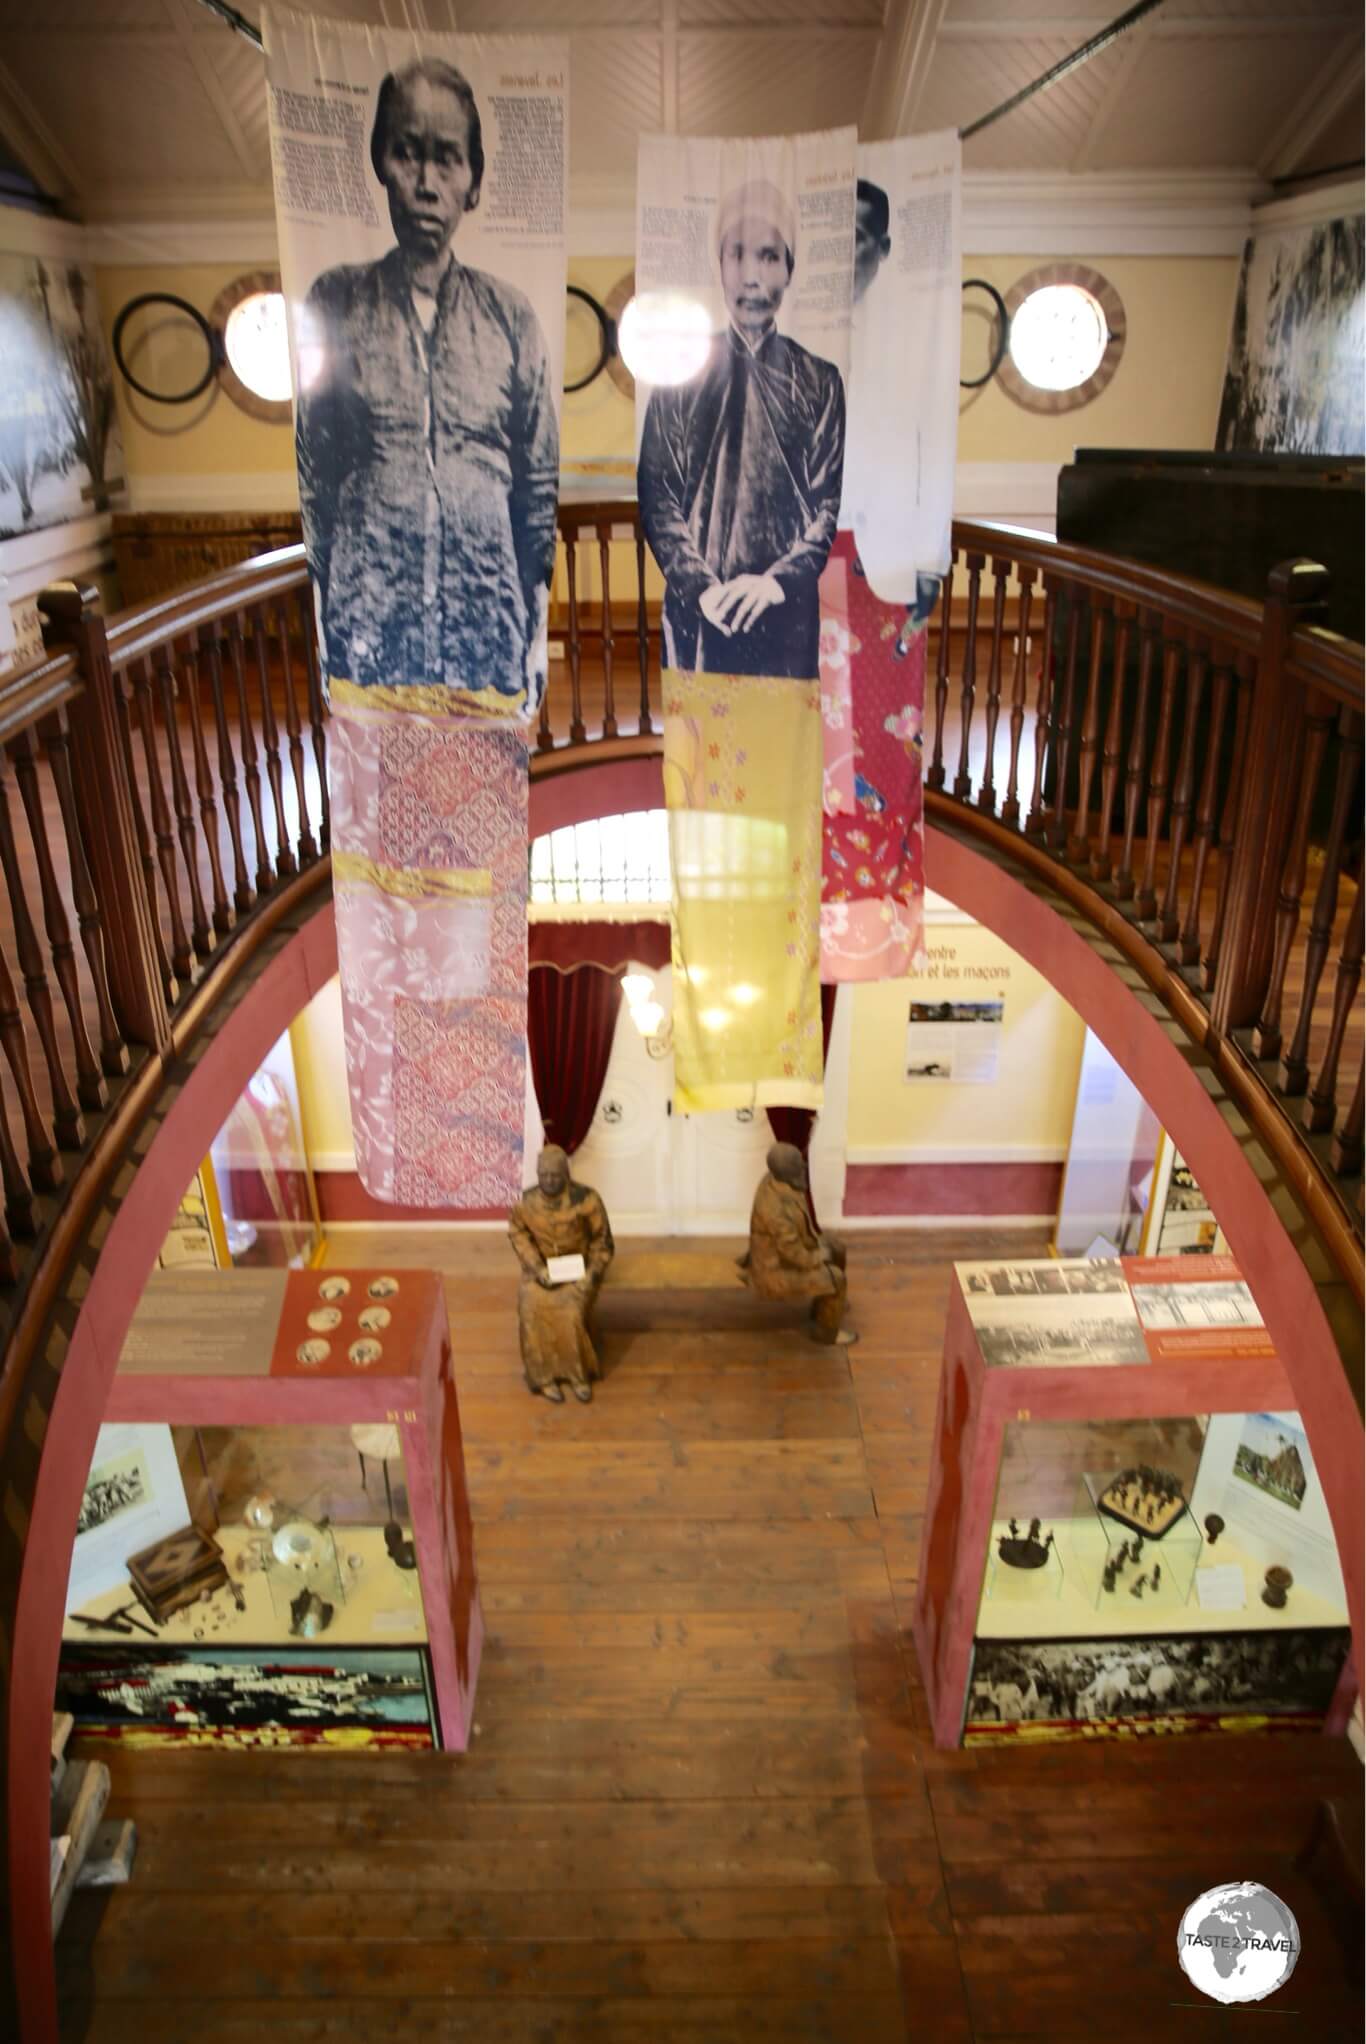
[820,131,961,984]
[263,6,567,1206]
[634,129,856,1110]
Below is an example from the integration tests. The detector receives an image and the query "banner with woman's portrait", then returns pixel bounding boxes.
[634,131,856,1112]
[264,7,568,1208]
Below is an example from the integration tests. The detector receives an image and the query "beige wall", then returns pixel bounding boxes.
[96,250,1239,501]
[845,923,1086,1162]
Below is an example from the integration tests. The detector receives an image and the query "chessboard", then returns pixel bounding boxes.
[1095,1467,1189,1539]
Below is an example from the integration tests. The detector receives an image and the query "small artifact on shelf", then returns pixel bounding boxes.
[385,1520,418,1571]
[997,1522,1055,1570]
[1101,1560,1118,1594]
[1129,1576,1146,1598]
[1204,1513,1225,1546]
[1151,1563,1161,1590]
[125,1524,231,1626]
[289,1588,334,1638]
[1261,1565,1294,1610]
[1096,1464,1188,1540]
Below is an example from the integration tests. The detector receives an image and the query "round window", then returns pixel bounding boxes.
[210,270,293,423]
[996,263,1126,415]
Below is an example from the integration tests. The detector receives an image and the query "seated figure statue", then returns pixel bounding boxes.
[508,1144,615,1403]
[744,1141,855,1346]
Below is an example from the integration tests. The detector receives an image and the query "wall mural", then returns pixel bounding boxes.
[1217,213,1366,456]
[0,253,122,541]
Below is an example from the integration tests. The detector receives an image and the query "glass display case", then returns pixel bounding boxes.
[57,1268,481,1750]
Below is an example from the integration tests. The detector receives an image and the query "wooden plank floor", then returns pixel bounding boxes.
[58,1229,1364,2042]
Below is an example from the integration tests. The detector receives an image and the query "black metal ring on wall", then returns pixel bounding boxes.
[112,293,222,404]
[565,285,613,394]
[960,278,1011,389]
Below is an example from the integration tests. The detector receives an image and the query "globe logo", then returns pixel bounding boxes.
[1177,1882,1300,2004]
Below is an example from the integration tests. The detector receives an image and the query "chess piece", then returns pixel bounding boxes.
[509,1147,615,1402]
[1262,1566,1293,1610]
[1130,1577,1145,1598]
[1102,1562,1117,1593]
[1009,1519,1019,1539]
[1027,1518,1041,1543]
[1151,1564,1161,1590]
[1204,1513,1224,1546]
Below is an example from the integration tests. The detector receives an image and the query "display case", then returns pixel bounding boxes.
[913,1256,1354,1746]
[59,1268,482,1749]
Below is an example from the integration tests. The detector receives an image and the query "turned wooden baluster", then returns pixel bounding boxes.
[1091,603,1134,882]
[1202,656,1253,992]
[1178,652,1234,966]
[1025,576,1058,836]
[0,756,83,1148]
[597,524,618,740]
[1047,590,1085,849]
[0,935,58,1193]
[0,1198,15,1281]
[927,554,954,792]
[1305,881,1363,1134]
[564,528,585,745]
[8,728,105,1111]
[111,668,177,1001]
[1158,640,1209,945]
[953,549,984,799]
[1330,1052,1364,1176]
[151,645,214,961]
[1067,595,1112,865]
[1252,686,1335,1059]
[635,527,653,736]
[0,1074,35,1238]
[1000,565,1036,827]
[1281,707,1364,1094]
[275,601,317,864]
[38,708,127,1078]
[128,655,194,982]
[179,636,232,936]
[976,561,1009,814]
[227,611,273,893]
[296,588,330,851]
[1135,633,1182,922]
[249,605,295,879]
[202,624,254,914]
[1115,609,1160,900]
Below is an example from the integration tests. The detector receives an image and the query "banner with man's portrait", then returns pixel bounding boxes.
[819,131,961,985]
[634,130,856,1112]
[264,6,568,1207]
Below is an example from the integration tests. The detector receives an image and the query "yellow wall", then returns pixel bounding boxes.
[96,265,298,494]
[845,923,1086,1159]
[957,252,1239,460]
[96,250,1239,496]
[290,978,353,1165]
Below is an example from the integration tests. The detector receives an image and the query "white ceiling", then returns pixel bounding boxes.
[0,0,1360,225]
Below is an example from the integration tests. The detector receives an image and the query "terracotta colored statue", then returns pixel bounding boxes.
[508,1145,615,1403]
[743,1142,855,1346]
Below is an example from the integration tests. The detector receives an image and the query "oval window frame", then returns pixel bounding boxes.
[210,269,293,425]
[997,262,1126,415]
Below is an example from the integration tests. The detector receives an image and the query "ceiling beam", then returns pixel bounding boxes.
[1070,15,1156,173]
[863,0,952,140]
[660,0,678,134]
[939,14,1359,37]
[164,0,259,183]
[1259,29,1365,181]
[0,54,82,206]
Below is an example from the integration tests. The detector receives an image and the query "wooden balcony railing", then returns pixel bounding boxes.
[0,510,1358,1334]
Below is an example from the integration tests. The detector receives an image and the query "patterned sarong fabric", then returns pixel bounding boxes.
[663,669,824,1112]
[819,533,933,982]
[329,707,528,1207]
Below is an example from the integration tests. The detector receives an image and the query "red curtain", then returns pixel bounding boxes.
[767,983,838,1221]
[526,922,672,1156]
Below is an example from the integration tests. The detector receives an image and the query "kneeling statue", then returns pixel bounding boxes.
[744,1142,855,1346]
[508,1145,615,1403]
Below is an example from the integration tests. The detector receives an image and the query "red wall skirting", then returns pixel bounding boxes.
[843,1160,1063,1217]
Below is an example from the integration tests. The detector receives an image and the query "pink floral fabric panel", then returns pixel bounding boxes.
[330,707,528,1208]
[819,531,932,982]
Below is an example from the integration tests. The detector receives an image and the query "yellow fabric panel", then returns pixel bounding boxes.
[663,668,823,1113]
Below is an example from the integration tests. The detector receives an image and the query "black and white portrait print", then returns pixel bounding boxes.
[265,15,568,715]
